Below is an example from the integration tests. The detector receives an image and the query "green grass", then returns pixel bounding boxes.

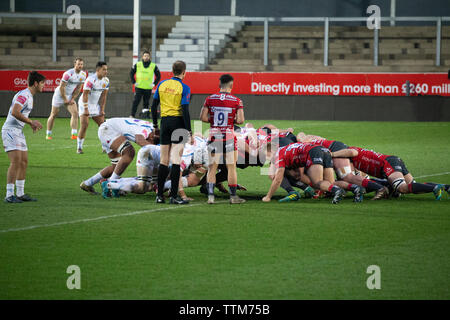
[0,118,449,299]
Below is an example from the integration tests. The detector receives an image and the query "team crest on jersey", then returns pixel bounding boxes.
[102,83,106,88]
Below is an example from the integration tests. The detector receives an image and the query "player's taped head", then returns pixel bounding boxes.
[117,140,132,155]
[110,157,121,165]
[392,178,406,193]
[336,166,352,179]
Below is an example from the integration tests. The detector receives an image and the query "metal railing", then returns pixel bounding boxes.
[0,13,157,63]
[0,13,448,68]
[201,16,449,67]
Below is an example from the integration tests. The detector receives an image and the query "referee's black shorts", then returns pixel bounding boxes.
[160,116,188,145]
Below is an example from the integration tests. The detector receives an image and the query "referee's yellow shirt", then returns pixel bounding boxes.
[153,77,191,117]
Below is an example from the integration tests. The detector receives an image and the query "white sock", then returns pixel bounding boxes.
[77,138,84,150]
[164,180,171,190]
[6,183,14,198]
[16,180,25,197]
[84,172,103,186]
[46,130,52,135]
[72,129,77,135]
[181,177,188,188]
[111,172,121,180]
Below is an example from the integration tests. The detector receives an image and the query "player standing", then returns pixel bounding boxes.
[200,74,246,204]
[2,71,45,203]
[46,58,86,140]
[77,61,109,154]
[150,60,192,204]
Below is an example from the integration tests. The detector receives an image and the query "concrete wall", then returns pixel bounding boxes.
[1,91,449,121]
[10,0,450,17]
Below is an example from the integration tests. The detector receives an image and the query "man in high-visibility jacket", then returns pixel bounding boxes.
[130,50,161,119]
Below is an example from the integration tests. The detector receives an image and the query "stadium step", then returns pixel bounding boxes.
[156,15,244,71]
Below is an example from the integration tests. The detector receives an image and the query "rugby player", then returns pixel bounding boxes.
[297,133,389,200]
[349,146,445,200]
[151,60,192,205]
[200,74,246,204]
[2,71,45,203]
[77,61,109,154]
[79,117,157,197]
[263,142,347,204]
[46,58,86,140]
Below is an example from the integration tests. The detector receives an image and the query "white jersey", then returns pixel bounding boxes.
[58,68,87,97]
[79,73,109,106]
[106,117,154,142]
[2,88,33,131]
[98,118,154,154]
[181,136,208,170]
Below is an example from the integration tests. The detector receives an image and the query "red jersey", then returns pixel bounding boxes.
[204,92,243,137]
[275,143,318,169]
[349,146,391,178]
[307,137,334,149]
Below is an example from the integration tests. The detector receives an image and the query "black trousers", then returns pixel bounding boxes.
[131,87,152,117]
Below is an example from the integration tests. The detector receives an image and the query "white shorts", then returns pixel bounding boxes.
[79,103,101,118]
[98,122,121,154]
[136,145,158,171]
[2,128,27,152]
[51,91,73,108]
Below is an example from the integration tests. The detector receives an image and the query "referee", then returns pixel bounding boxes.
[130,50,161,118]
[151,60,192,204]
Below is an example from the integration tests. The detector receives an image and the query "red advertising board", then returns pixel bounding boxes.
[1,70,449,96]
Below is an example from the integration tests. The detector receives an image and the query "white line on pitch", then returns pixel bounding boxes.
[0,201,228,234]
[415,172,450,179]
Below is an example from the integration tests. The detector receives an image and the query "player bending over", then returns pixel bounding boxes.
[349,146,446,200]
[80,117,157,196]
[297,132,389,200]
[263,143,350,204]
[46,58,86,140]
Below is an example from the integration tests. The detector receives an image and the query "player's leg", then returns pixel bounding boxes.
[67,102,79,139]
[168,142,187,204]
[141,89,151,119]
[131,88,143,118]
[206,152,220,204]
[109,136,135,180]
[307,164,344,204]
[156,144,171,202]
[92,115,105,127]
[77,114,89,154]
[226,150,245,204]
[5,150,21,202]
[46,106,60,140]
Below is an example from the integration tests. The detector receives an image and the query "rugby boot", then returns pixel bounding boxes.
[279,191,301,203]
[17,194,37,202]
[80,182,99,195]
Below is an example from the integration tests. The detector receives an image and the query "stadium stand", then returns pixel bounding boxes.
[209,25,450,72]
[0,16,180,92]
